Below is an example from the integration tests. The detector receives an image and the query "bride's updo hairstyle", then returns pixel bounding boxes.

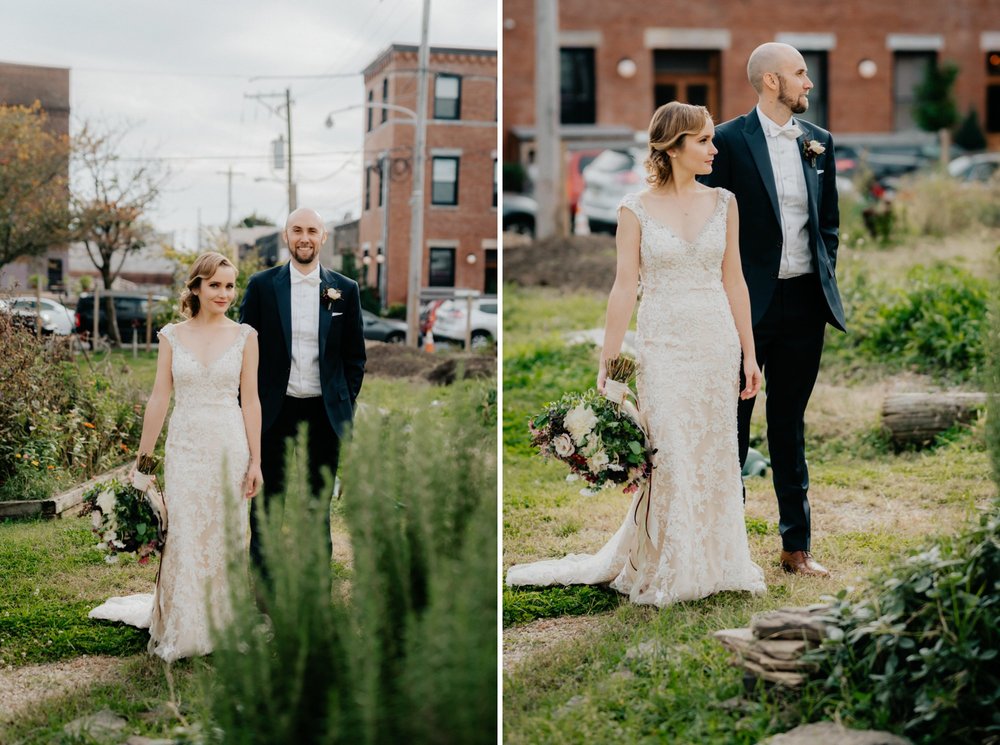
[644,102,713,188]
[179,251,237,318]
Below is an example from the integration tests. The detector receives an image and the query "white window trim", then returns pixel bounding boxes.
[644,28,730,50]
[886,34,943,51]
[775,33,836,51]
[981,32,1000,50]
[430,148,463,157]
[558,30,602,46]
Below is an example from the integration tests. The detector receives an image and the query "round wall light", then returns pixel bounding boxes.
[617,58,637,79]
[858,59,877,79]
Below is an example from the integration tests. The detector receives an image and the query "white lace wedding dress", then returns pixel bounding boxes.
[506,188,765,606]
[89,322,253,661]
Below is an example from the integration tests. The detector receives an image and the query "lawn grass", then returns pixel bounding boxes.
[501,230,998,742]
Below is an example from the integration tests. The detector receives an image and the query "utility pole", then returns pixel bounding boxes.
[534,0,562,240]
[217,166,245,246]
[406,0,431,347]
[378,152,390,310]
[245,89,296,213]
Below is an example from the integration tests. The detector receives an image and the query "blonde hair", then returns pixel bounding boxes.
[644,102,713,188]
[179,252,237,318]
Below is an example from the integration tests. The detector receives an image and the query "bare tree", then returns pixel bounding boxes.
[70,125,166,345]
[0,102,71,268]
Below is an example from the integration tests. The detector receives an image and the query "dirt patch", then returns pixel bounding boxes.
[0,655,130,727]
[503,614,608,676]
[363,342,495,385]
[504,235,617,293]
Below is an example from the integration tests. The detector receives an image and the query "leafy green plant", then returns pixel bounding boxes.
[206,382,497,744]
[808,510,1000,744]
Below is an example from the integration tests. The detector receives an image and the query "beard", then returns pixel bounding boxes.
[777,75,809,114]
[290,243,318,265]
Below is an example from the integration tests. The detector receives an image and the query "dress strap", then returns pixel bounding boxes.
[617,192,643,221]
[157,322,175,344]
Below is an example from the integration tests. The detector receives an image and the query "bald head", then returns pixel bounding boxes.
[285,207,325,230]
[747,42,803,94]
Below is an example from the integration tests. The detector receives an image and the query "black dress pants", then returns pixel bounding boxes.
[250,395,339,573]
[738,274,827,552]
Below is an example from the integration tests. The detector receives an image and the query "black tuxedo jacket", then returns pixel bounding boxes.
[239,263,366,439]
[702,109,846,331]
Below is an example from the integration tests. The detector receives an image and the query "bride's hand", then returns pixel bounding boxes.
[597,360,608,394]
[244,462,263,499]
[741,357,762,400]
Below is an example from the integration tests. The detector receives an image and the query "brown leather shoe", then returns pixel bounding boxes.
[780,550,830,577]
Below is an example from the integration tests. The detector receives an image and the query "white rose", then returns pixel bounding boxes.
[95,489,116,515]
[91,510,103,529]
[102,530,117,544]
[552,433,575,457]
[564,404,598,445]
[587,449,610,472]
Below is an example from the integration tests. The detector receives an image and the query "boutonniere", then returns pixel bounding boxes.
[802,139,826,167]
[320,283,341,314]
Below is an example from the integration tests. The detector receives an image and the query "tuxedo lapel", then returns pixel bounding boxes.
[797,129,821,237]
[318,266,334,355]
[273,263,292,359]
[741,111,782,227]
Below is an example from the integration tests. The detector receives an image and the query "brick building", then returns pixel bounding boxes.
[502,0,1000,160]
[0,61,71,291]
[359,44,497,310]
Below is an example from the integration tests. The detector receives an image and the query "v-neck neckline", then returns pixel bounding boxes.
[170,324,243,369]
[637,189,722,246]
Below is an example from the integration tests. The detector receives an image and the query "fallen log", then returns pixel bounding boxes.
[881,392,987,447]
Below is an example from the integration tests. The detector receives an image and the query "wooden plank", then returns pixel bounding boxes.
[0,463,131,521]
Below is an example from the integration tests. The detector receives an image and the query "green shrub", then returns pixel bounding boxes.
[987,289,1000,484]
[206,382,497,744]
[809,510,1000,744]
[826,264,990,381]
[894,171,1000,237]
[0,314,142,500]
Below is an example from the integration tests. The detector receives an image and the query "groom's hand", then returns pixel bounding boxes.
[244,462,263,499]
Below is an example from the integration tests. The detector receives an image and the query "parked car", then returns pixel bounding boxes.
[1,295,75,335]
[577,148,645,234]
[431,296,498,349]
[566,148,603,223]
[947,152,1000,183]
[502,193,537,236]
[75,291,171,344]
[361,309,408,344]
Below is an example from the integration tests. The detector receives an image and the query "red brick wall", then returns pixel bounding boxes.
[502,0,1000,156]
[360,47,497,307]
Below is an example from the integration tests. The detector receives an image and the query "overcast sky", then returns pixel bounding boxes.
[1,0,497,249]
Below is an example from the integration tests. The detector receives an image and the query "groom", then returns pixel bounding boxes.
[239,207,366,570]
[702,42,845,577]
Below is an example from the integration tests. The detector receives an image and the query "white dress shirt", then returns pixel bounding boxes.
[287,264,322,397]
[756,106,814,278]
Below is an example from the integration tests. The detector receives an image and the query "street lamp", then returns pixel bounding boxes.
[324,102,417,129]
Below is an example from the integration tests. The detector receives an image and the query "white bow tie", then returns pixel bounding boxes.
[291,270,320,287]
[778,124,803,140]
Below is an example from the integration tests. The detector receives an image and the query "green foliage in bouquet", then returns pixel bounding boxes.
[807,510,1000,744]
[530,356,651,493]
[82,475,164,562]
[205,382,497,744]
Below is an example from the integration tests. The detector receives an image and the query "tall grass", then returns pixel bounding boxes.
[206,381,497,744]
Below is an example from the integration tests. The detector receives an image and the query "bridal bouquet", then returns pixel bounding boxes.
[529,356,653,494]
[83,454,166,564]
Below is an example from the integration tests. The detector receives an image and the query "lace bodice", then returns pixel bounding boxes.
[159,323,254,409]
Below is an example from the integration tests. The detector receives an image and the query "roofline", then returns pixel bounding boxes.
[363,43,496,76]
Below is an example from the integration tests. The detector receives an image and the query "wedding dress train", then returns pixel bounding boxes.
[89,322,253,662]
[506,189,765,606]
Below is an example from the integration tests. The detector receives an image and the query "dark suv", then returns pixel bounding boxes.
[75,292,171,344]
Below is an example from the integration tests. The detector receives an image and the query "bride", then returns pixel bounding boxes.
[90,252,263,661]
[507,102,766,605]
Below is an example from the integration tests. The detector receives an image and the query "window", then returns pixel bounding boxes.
[492,158,498,207]
[434,74,461,119]
[431,157,459,205]
[987,51,1000,133]
[377,160,384,208]
[381,78,388,123]
[428,247,455,287]
[560,48,596,124]
[893,51,935,131]
[366,90,374,132]
[797,51,828,129]
[364,167,371,211]
[484,248,497,295]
